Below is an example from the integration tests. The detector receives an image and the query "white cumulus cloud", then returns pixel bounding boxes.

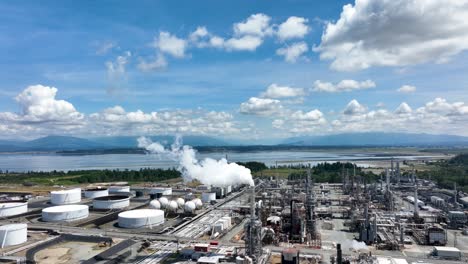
[276,42,308,63]
[233,13,273,37]
[260,83,305,99]
[313,79,376,92]
[153,31,187,58]
[277,16,310,40]
[240,97,283,116]
[315,0,468,71]
[137,53,167,71]
[343,99,367,115]
[397,85,416,93]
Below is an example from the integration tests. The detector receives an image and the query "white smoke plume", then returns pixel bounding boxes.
[341,239,369,253]
[137,136,255,187]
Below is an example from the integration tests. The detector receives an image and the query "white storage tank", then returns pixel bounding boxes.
[118,209,164,228]
[93,195,130,210]
[0,201,28,217]
[192,198,203,209]
[176,198,185,209]
[149,200,161,209]
[42,205,89,222]
[51,188,81,205]
[109,186,130,194]
[158,197,169,209]
[201,192,216,203]
[149,187,172,196]
[184,201,196,213]
[167,200,178,212]
[84,188,109,199]
[0,224,27,248]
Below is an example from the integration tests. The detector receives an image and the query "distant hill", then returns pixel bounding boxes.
[27,136,109,151]
[282,132,468,146]
[0,135,230,152]
[90,135,229,148]
[0,132,467,153]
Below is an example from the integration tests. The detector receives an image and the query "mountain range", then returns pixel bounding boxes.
[0,133,467,152]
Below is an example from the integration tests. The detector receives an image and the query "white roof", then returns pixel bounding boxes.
[43,204,88,213]
[0,223,27,231]
[376,257,408,264]
[198,256,220,264]
[118,209,163,218]
[434,246,460,252]
[0,202,27,208]
[51,188,81,194]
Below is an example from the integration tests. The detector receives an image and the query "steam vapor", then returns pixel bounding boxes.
[137,136,254,187]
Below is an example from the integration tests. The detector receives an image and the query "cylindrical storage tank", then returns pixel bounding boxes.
[201,192,216,203]
[167,201,178,212]
[176,198,185,209]
[192,198,203,209]
[84,188,108,199]
[0,201,28,217]
[42,205,89,222]
[0,224,27,248]
[184,201,196,213]
[158,197,169,209]
[50,188,81,205]
[118,209,164,228]
[236,256,244,264]
[93,195,130,210]
[149,187,172,196]
[149,200,161,209]
[109,186,130,194]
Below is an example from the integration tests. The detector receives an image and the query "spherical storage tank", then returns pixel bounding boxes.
[176,198,185,208]
[51,188,81,205]
[93,195,130,210]
[192,198,203,209]
[118,209,164,228]
[109,186,130,194]
[42,205,89,222]
[201,192,216,203]
[84,188,109,199]
[184,201,196,213]
[0,224,27,248]
[0,201,28,217]
[167,200,178,212]
[149,200,161,209]
[158,197,169,209]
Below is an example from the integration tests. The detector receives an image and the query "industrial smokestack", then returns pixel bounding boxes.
[250,186,256,220]
[396,161,400,186]
[391,158,394,181]
[385,169,390,191]
[414,186,419,219]
[336,244,342,264]
[454,182,458,208]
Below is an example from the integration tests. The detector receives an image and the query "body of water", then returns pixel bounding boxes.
[0,150,447,172]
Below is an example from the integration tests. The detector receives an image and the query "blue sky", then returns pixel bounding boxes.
[0,0,468,140]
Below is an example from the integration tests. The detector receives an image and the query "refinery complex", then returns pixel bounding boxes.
[0,159,467,264]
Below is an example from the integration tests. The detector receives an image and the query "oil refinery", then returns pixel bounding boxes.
[0,159,467,264]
